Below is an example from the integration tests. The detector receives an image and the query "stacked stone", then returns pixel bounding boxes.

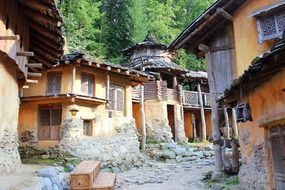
[59,118,144,172]
[145,143,214,163]
[0,129,21,175]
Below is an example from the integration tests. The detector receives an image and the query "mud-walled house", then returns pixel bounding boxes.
[123,34,212,143]
[0,0,64,174]
[18,52,151,169]
[170,0,285,189]
[183,71,212,142]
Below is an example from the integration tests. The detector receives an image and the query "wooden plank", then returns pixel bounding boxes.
[92,172,116,190]
[28,72,42,77]
[26,79,38,84]
[26,63,43,68]
[140,85,146,150]
[17,51,34,57]
[0,35,20,40]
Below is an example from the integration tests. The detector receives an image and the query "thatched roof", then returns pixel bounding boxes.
[169,0,246,53]
[18,0,64,69]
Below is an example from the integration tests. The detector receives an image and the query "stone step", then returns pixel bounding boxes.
[91,172,116,190]
[70,161,101,190]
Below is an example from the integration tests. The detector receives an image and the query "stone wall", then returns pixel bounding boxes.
[0,62,21,175]
[59,118,144,171]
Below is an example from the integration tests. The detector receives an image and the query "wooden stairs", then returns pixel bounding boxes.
[70,161,116,190]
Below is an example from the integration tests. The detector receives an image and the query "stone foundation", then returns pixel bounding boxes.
[146,119,173,143]
[59,118,144,171]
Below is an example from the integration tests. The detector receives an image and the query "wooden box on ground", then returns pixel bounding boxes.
[70,161,100,190]
[92,172,116,190]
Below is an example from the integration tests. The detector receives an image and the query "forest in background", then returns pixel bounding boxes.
[58,0,215,71]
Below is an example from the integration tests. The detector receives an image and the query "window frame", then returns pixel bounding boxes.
[46,72,62,95]
[108,83,125,115]
[256,9,285,43]
[38,104,62,141]
[83,120,93,136]
[81,72,95,97]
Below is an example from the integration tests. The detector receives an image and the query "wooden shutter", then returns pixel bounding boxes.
[117,88,124,112]
[83,120,93,136]
[38,105,61,140]
[81,73,94,96]
[270,126,285,190]
[47,73,61,95]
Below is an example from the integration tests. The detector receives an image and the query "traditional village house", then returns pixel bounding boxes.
[18,52,151,168]
[170,0,285,189]
[0,0,64,174]
[182,71,212,141]
[123,34,189,143]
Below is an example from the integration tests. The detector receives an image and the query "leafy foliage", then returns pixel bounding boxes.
[59,0,215,69]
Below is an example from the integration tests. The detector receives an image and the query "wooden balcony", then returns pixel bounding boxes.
[182,90,211,108]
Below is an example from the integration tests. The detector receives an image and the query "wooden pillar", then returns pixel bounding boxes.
[231,108,238,138]
[223,106,230,139]
[174,104,179,142]
[200,43,223,174]
[173,76,177,88]
[140,85,146,150]
[191,113,197,140]
[71,63,76,94]
[106,73,110,108]
[198,83,207,141]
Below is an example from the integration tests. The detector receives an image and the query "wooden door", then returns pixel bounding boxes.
[167,105,175,140]
[270,126,285,189]
[39,105,62,140]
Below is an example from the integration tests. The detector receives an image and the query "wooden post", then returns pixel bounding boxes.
[140,85,146,150]
[198,83,207,141]
[106,73,110,108]
[71,63,76,94]
[174,104,179,142]
[173,76,177,88]
[191,113,197,140]
[231,108,239,138]
[201,44,223,176]
[223,106,230,139]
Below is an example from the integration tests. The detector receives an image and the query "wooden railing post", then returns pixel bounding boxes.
[198,83,207,141]
[140,85,146,150]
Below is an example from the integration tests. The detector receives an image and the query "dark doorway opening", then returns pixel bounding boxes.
[167,105,175,141]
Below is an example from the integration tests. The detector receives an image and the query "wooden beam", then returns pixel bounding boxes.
[192,113,197,140]
[106,66,111,71]
[17,51,34,57]
[96,63,100,68]
[24,8,62,27]
[26,63,43,68]
[26,79,38,84]
[198,44,210,53]
[71,63,76,94]
[29,22,62,42]
[27,72,42,77]
[198,83,207,141]
[23,85,29,89]
[216,8,233,21]
[106,73,110,108]
[117,69,121,73]
[223,106,230,139]
[125,70,130,75]
[140,85,146,150]
[231,108,239,138]
[0,35,20,40]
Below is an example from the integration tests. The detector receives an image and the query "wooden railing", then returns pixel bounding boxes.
[182,90,211,108]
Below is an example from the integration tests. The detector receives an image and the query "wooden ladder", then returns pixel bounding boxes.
[70,161,116,190]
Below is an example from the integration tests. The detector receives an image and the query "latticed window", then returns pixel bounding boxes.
[258,9,285,42]
[81,73,94,97]
[109,84,125,113]
[46,72,61,95]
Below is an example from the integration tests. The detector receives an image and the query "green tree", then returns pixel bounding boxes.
[59,0,105,59]
[101,0,134,63]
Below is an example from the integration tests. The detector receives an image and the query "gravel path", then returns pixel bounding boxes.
[116,158,214,190]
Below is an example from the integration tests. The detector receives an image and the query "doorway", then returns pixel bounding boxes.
[167,105,175,141]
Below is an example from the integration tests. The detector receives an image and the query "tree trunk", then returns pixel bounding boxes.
[140,85,146,150]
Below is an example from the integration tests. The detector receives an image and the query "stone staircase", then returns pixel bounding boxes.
[70,161,116,190]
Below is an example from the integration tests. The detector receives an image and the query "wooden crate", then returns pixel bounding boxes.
[70,161,100,190]
[92,172,116,190]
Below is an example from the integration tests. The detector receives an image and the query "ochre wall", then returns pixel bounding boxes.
[238,69,285,189]
[0,60,21,174]
[232,0,278,79]
[19,65,134,147]
[183,110,212,140]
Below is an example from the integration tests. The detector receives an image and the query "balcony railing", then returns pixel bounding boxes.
[182,90,211,108]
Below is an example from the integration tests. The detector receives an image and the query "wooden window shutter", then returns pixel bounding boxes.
[88,76,94,96]
[81,73,94,96]
[117,89,124,112]
[81,74,88,96]
[47,73,61,95]
[109,88,116,110]
[39,108,50,140]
